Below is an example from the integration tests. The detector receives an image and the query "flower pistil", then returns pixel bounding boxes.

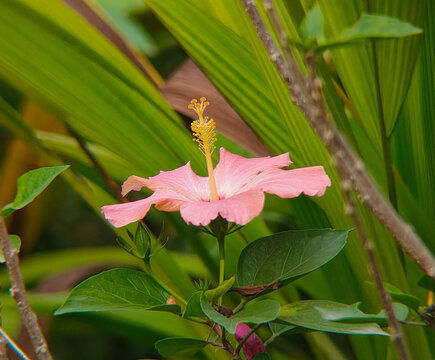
[189,97,219,201]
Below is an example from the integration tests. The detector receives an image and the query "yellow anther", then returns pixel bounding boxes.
[188,97,218,201]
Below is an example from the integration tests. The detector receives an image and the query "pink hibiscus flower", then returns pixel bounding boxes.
[101,147,330,227]
[235,323,266,360]
[102,97,330,228]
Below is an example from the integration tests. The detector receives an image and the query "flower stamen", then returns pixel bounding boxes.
[188,97,219,201]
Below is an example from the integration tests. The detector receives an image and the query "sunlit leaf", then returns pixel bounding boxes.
[2,165,69,218]
[339,14,422,40]
[300,4,324,43]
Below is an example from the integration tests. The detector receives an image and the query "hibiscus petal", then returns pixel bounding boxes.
[235,323,266,360]
[147,162,209,201]
[121,175,149,196]
[101,198,153,228]
[214,148,292,198]
[180,190,265,226]
[101,191,187,227]
[247,166,331,198]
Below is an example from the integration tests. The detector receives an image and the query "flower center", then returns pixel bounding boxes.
[188,97,219,201]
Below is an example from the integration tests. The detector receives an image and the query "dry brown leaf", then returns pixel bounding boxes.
[161,60,270,156]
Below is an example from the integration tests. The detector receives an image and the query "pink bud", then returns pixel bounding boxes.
[235,323,266,360]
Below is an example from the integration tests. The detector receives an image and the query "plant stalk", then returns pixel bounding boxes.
[342,188,409,360]
[241,0,435,282]
[206,320,240,360]
[0,326,31,360]
[217,233,226,306]
[0,216,52,360]
[0,304,7,360]
[66,125,124,203]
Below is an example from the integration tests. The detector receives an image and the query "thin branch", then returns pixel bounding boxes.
[0,216,52,360]
[241,0,435,281]
[0,304,7,360]
[206,320,240,359]
[66,125,124,203]
[342,188,409,360]
[0,326,31,360]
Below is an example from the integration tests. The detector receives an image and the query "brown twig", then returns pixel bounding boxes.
[66,125,124,203]
[240,0,435,281]
[0,318,6,360]
[0,325,31,360]
[240,1,431,358]
[206,320,240,359]
[342,188,409,359]
[0,216,52,360]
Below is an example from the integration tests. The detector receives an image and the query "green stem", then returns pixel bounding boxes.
[217,233,226,306]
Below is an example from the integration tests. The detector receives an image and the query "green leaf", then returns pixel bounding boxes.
[316,13,424,51]
[0,247,135,288]
[306,13,423,52]
[205,276,235,301]
[418,275,435,293]
[300,4,325,43]
[200,295,280,334]
[56,268,172,314]
[183,292,205,319]
[340,14,422,41]
[315,302,408,324]
[279,300,389,336]
[237,229,349,286]
[1,165,69,218]
[155,337,210,357]
[0,0,203,176]
[0,235,21,263]
[35,130,136,182]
